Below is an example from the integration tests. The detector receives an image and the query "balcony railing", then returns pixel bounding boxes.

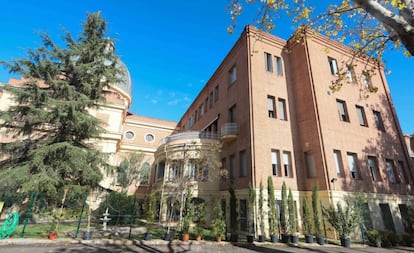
[158,131,219,146]
[220,122,238,142]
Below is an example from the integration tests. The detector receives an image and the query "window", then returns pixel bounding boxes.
[240,199,248,231]
[229,104,237,123]
[265,52,273,72]
[271,150,281,176]
[156,161,165,179]
[145,133,155,143]
[398,161,409,185]
[328,57,338,75]
[168,160,183,181]
[385,159,397,183]
[356,105,368,127]
[141,162,150,184]
[268,96,276,118]
[229,65,237,84]
[380,203,396,232]
[333,150,344,176]
[230,154,237,179]
[346,64,355,83]
[278,98,287,120]
[124,131,135,140]
[337,99,349,122]
[373,110,385,131]
[221,157,227,180]
[362,71,372,89]
[283,151,293,178]
[240,150,247,177]
[305,152,316,178]
[367,156,380,181]
[347,152,359,179]
[275,56,283,75]
[209,91,214,108]
[214,85,219,102]
[188,159,196,180]
[399,204,412,232]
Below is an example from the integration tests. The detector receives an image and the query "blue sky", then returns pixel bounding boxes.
[1,1,413,134]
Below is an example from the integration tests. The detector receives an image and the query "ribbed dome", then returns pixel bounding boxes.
[114,60,132,96]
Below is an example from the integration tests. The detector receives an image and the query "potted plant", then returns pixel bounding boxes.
[193,202,206,241]
[229,185,239,242]
[302,197,313,243]
[267,177,278,243]
[181,189,193,242]
[322,199,362,248]
[312,184,324,245]
[211,199,226,242]
[288,188,298,244]
[47,219,58,240]
[280,182,289,243]
[144,193,156,241]
[366,229,382,247]
[247,183,256,243]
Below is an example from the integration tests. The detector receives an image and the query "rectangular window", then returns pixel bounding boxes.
[156,161,165,179]
[385,159,397,183]
[240,199,248,231]
[346,64,355,83]
[398,161,409,185]
[337,99,349,122]
[362,71,373,89]
[271,150,281,176]
[356,105,368,127]
[275,56,283,75]
[347,152,359,179]
[333,150,343,176]
[361,203,373,230]
[380,203,396,232]
[283,151,293,178]
[240,150,247,177]
[229,104,237,123]
[214,85,219,102]
[305,152,316,178]
[367,156,380,181]
[268,96,276,118]
[221,157,227,180]
[230,154,237,179]
[188,159,196,180]
[265,52,273,72]
[229,65,237,84]
[328,57,338,75]
[209,91,214,108]
[373,110,385,131]
[399,204,412,232]
[278,98,287,120]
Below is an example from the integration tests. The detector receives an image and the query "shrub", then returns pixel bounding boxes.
[365,229,381,245]
[401,232,413,246]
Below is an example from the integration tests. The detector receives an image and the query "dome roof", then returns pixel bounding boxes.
[114,60,132,97]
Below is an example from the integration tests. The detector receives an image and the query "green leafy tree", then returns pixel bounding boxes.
[312,184,323,237]
[287,188,297,234]
[280,181,287,233]
[228,0,414,57]
[302,197,313,236]
[267,177,278,236]
[0,12,122,197]
[211,199,226,238]
[117,152,145,193]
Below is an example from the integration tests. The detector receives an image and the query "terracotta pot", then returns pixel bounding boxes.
[216,236,222,242]
[182,233,190,242]
[195,235,202,241]
[48,232,57,240]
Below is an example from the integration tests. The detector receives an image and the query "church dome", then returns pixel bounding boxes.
[114,60,132,97]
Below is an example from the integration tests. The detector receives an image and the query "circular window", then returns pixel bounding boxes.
[145,133,155,143]
[124,131,135,140]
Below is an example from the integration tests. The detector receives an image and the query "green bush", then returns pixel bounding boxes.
[365,229,381,245]
[401,232,413,246]
[380,230,399,247]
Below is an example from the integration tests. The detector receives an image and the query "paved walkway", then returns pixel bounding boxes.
[1,238,414,253]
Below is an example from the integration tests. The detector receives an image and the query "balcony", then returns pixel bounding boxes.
[220,122,238,142]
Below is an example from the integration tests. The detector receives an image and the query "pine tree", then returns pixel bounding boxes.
[267,176,278,236]
[312,184,323,237]
[280,181,287,233]
[0,12,122,198]
[287,188,297,234]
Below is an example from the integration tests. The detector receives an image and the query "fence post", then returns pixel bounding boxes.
[21,192,38,238]
[75,193,88,239]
